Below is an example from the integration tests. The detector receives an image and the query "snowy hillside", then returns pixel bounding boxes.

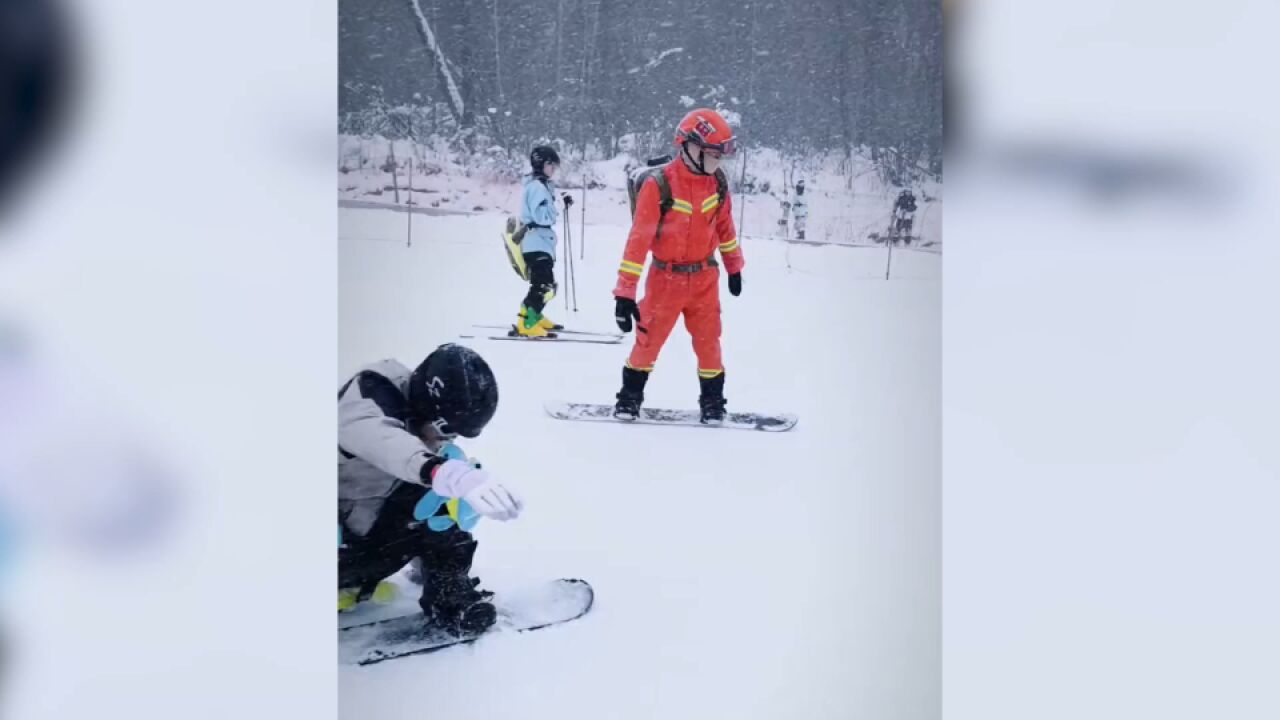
[338,134,942,250]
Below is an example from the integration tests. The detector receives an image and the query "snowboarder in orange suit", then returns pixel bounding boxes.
[612,108,744,425]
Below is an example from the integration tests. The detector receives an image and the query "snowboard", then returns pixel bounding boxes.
[868,232,921,244]
[544,402,798,432]
[340,578,594,666]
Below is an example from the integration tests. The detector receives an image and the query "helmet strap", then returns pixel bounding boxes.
[681,142,709,175]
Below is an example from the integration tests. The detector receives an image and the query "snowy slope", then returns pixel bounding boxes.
[338,195,940,718]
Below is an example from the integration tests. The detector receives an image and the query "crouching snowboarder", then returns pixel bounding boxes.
[338,343,523,635]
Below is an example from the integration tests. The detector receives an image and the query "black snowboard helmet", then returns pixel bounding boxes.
[407,344,499,439]
[530,145,560,175]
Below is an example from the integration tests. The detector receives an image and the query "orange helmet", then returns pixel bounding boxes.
[674,108,737,156]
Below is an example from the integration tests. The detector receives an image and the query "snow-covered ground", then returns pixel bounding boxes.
[338,166,940,718]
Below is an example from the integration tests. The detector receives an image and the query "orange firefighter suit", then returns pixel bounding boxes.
[614,159,744,379]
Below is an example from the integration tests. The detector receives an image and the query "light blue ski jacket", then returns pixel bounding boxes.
[520,174,558,258]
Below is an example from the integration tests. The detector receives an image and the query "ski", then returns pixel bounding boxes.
[471,324,622,339]
[459,328,622,345]
[340,578,594,666]
[544,402,798,432]
[459,332,622,345]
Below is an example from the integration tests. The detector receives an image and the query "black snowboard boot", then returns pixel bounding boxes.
[418,537,496,636]
[613,366,649,421]
[698,373,727,425]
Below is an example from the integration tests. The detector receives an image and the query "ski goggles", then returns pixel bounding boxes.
[697,137,737,157]
[420,419,458,447]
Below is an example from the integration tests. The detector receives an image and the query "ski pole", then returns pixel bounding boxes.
[737,147,747,240]
[562,210,571,312]
[569,221,579,312]
[563,197,579,312]
[565,212,572,311]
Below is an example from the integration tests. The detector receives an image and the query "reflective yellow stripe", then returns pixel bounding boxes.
[697,368,724,379]
[671,199,694,215]
[625,362,654,372]
[719,237,739,253]
[701,195,720,213]
[619,260,643,277]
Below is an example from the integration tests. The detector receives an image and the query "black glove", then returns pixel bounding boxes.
[614,296,641,333]
[562,193,574,207]
[728,273,742,297]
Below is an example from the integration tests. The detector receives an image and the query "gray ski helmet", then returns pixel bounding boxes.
[408,344,498,438]
[530,145,560,174]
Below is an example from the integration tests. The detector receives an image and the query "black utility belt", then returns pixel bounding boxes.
[652,257,718,273]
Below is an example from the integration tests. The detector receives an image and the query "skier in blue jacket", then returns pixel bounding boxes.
[515,146,571,336]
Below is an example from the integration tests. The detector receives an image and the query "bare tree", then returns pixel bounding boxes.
[341,0,942,175]
[492,0,505,105]
[407,0,466,124]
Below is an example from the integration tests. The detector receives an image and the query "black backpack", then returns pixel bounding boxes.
[626,157,728,243]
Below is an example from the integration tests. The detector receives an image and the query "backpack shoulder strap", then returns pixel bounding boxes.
[650,169,673,215]
[649,166,674,244]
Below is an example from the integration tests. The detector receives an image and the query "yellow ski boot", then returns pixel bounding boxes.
[519,305,561,332]
[515,305,549,337]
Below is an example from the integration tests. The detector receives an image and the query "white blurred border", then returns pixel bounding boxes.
[0,1,336,718]
[946,2,1280,719]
